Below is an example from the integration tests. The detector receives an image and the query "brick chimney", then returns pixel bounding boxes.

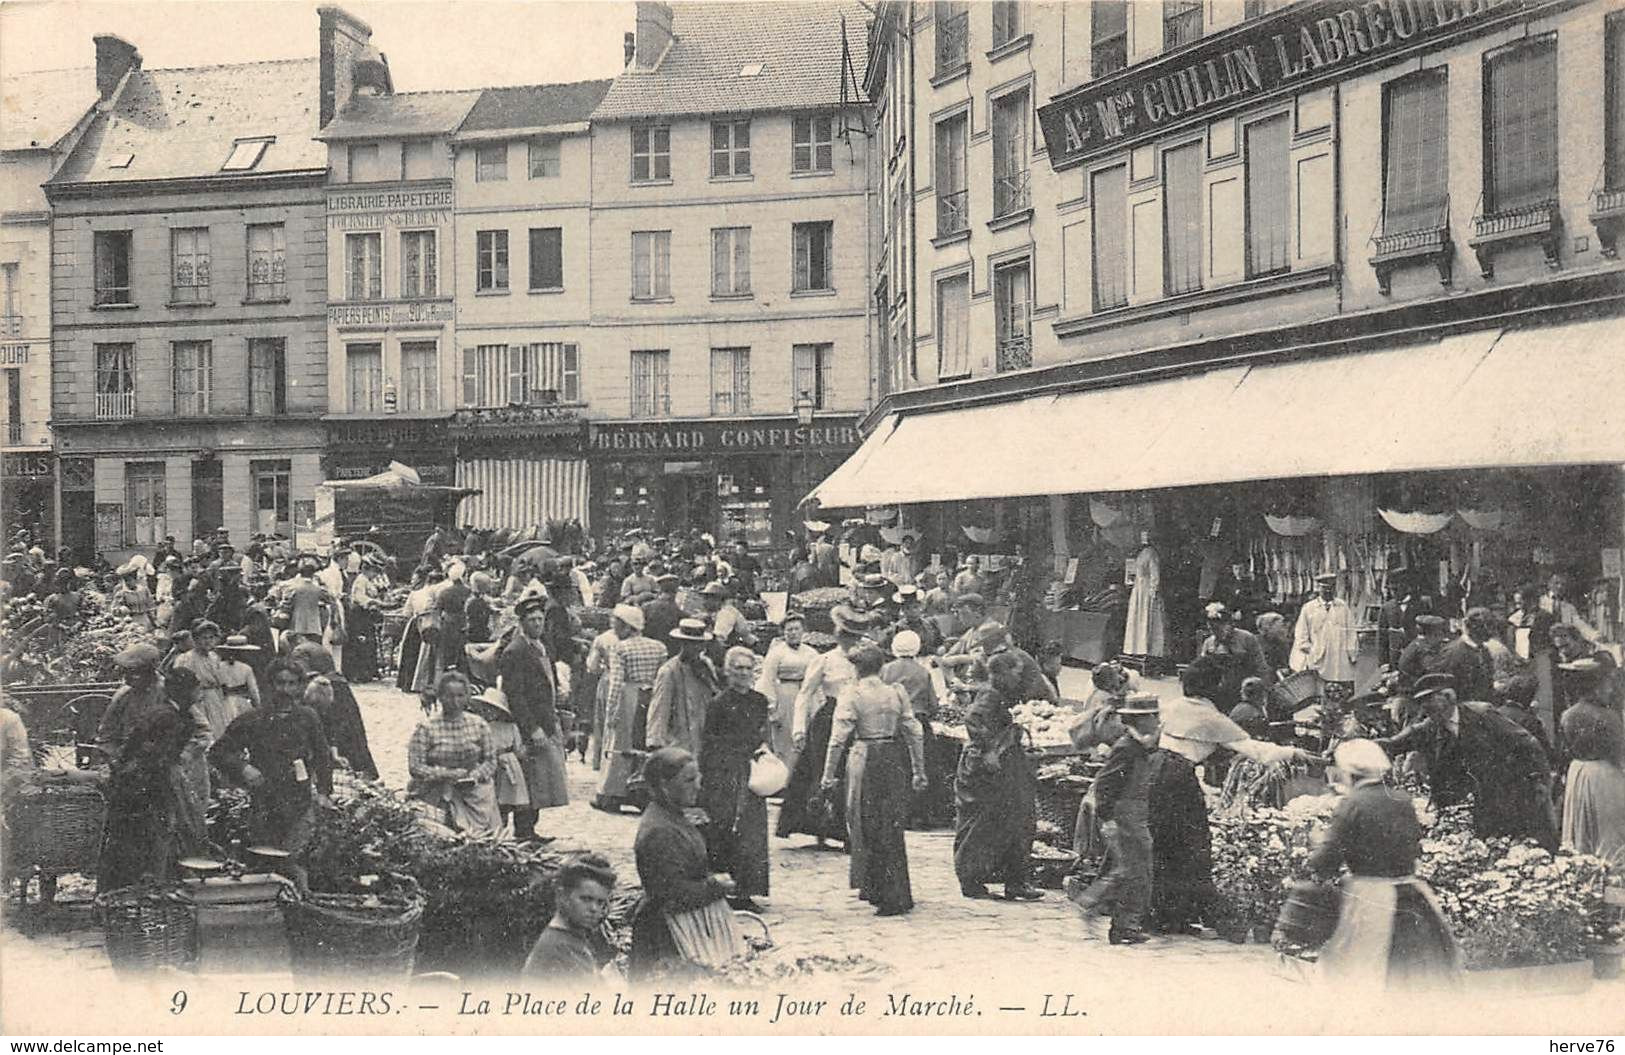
[318,6,378,127]
[624,31,636,67]
[93,34,141,102]
[634,2,673,70]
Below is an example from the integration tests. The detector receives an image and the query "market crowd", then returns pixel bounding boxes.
[3,518,1623,987]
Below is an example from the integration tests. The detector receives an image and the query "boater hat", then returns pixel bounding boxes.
[218,634,261,653]
[670,618,714,642]
[1117,693,1161,716]
[1411,672,1457,703]
[1314,572,1338,584]
[469,686,513,717]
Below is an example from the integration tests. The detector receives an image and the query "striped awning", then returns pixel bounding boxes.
[455,457,590,531]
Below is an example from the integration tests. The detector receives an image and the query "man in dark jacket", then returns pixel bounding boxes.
[1379,672,1557,849]
[1395,614,1450,692]
[641,575,687,657]
[500,594,562,838]
[1431,607,1496,703]
[1195,602,1273,713]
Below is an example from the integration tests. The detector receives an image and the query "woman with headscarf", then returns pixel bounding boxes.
[701,647,771,910]
[290,640,377,779]
[821,644,927,916]
[405,670,500,834]
[1309,738,1460,989]
[628,747,738,979]
[173,620,236,739]
[776,625,862,845]
[464,571,498,645]
[1559,665,1625,865]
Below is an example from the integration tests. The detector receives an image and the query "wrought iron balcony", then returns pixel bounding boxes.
[95,391,135,419]
[937,190,969,238]
[6,421,22,445]
[1468,198,1561,278]
[1590,186,1625,258]
[996,335,1032,373]
[993,168,1030,219]
[1369,200,1454,294]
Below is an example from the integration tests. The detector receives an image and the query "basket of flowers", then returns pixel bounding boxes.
[96,882,198,974]
[283,874,426,978]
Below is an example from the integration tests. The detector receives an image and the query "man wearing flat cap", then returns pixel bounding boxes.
[1395,614,1451,692]
[1378,672,1557,849]
[1291,572,1359,702]
[1197,602,1272,715]
[500,594,570,837]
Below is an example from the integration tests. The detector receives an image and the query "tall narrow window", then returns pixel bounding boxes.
[1164,0,1203,49]
[632,230,671,300]
[792,221,834,292]
[711,119,752,178]
[1382,70,1449,235]
[792,343,832,408]
[710,347,752,416]
[172,340,213,416]
[346,342,383,413]
[1609,14,1625,191]
[246,222,286,301]
[252,461,292,539]
[4,370,20,444]
[936,112,969,236]
[94,230,133,306]
[1091,165,1128,310]
[95,343,135,419]
[992,89,1030,218]
[400,230,438,297]
[631,123,671,182]
[125,462,166,546]
[400,341,438,411]
[630,349,671,416]
[170,228,210,303]
[0,262,16,324]
[1163,140,1203,295]
[934,1,968,76]
[936,273,971,378]
[991,0,1022,47]
[475,143,508,182]
[792,115,835,173]
[476,230,510,291]
[1092,1,1128,77]
[1483,36,1558,213]
[993,259,1032,372]
[528,228,563,291]
[247,337,286,416]
[711,227,752,295]
[345,232,382,300]
[529,137,561,179]
[1245,114,1291,277]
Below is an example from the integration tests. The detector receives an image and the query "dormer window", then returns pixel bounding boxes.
[222,137,273,172]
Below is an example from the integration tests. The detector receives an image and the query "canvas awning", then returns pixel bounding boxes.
[809,318,1625,508]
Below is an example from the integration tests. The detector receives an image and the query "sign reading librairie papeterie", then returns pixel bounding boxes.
[1036,0,1546,170]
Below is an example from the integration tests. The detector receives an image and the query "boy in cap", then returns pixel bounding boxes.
[1074,694,1163,944]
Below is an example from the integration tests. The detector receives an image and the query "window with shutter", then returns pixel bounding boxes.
[346,233,382,300]
[1163,141,1203,295]
[992,89,1030,218]
[936,112,969,236]
[792,222,833,292]
[1382,71,1450,237]
[630,350,670,416]
[711,347,752,416]
[711,227,751,295]
[560,343,580,403]
[993,260,1031,372]
[172,340,212,416]
[792,344,832,408]
[992,1,1021,47]
[400,341,438,411]
[248,337,286,416]
[400,230,438,297]
[1091,165,1128,310]
[1609,14,1625,192]
[1483,36,1558,214]
[347,343,382,413]
[936,274,971,378]
[1245,114,1291,277]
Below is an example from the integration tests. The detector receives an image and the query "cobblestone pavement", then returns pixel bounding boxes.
[5,678,1622,1035]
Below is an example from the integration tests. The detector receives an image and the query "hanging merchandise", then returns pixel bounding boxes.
[1100,520,1139,549]
[866,505,898,525]
[879,525,907,545]
[1264,514,1322,537]
[1090,498,1129,528]
[1457,508,1513,532]
[1379,509,1455,535]
[963,525,996,544]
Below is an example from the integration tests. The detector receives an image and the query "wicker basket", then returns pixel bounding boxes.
[96,884,198,974]
[284,888,426,978]
[1033,779,1088,831]
[11,780,107,877]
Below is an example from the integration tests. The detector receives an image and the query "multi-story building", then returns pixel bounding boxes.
[448,79,611,531]
[836,0,1625,686]
[584,1,872,548]
[0,61,104,546]
[44,28,352,563]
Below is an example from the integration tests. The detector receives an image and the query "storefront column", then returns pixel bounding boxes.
[1049,494,1070,572]
[222,455,253,542]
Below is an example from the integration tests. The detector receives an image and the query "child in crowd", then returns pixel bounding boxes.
[1075,694,1162,945]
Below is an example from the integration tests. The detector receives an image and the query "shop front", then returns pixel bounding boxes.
[322,416,457,553]
[2,450,55,547]
[589,416,861,553]
[451,408,590,534]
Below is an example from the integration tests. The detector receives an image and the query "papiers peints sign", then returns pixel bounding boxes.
[1037,0,1548,169]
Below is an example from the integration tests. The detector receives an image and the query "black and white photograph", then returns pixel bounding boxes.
[2,0,1625,1039]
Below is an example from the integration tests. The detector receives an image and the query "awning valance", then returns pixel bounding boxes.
[809,318,1625,509]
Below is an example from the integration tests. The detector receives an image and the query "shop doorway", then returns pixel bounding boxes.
[660,469,715,537]
[192,457,223,538]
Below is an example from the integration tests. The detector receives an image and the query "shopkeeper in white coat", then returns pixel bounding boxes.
[1291,572,1360,703]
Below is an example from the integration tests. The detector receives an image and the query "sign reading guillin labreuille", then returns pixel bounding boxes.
[1036,0,1544,170]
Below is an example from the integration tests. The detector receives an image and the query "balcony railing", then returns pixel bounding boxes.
[0,316,21,339]
[994,168,1030,218]
[1590,182,1625,258]
[1369,198,1454,294]
[935,12,968,76]
[96,391,135,419]
[937,189,969,237]
[1468,197,1561,278]
[996,335,1032,373]
[5,421,22,445]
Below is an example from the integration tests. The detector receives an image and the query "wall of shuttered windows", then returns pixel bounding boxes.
[1382,71,1450,235]
[1483,35,1559,214]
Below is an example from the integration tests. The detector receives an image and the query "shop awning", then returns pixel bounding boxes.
[809,318,1625,508]
[456,456,589,531]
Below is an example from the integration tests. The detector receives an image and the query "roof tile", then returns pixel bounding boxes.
[458,80,614,135]
[0,68,100,153]
[316,89,482,141]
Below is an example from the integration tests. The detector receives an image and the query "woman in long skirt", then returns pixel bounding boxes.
[821,644,927,915]
[776,628,860,843]
[701,647,771,909]
[1559,688,1625,865]
[754,614,817,769]
[1309,739,1459,989]
[1146,748,1242,939]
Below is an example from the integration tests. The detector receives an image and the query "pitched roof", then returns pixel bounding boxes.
[50,59,324,185]
[593,1,869,121]
[0,68,99,152]
[457,80,614,136]
[317,89,482,142]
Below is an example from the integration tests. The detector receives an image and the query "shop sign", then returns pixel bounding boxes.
[329,461,453,485]
[327,189,453,230]
[2,452,53,479]
[328,300,454,327]
[0,343,29,365]
[1037,0,1543,169]
[589,418,863,455]
[327,418,449,447]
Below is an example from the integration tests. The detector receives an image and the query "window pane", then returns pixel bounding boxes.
[529,138,560,178]
[1163,141,1203,295]
[529,228,562,289]
[1091,165,1128,309]
[1485,37,1558,212]
[347,344,382,412]
[1383,71,1449,234]
[937,276,970,377]
[1610,15,1625,190]
[1245,114,1291,276]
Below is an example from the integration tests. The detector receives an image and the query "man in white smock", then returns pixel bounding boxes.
[1291,572,1360,703]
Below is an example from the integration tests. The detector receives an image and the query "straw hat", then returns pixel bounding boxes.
[218,634,260,653]
[612,603,645,631]
[470,686,513,717]
[891,630,922,658]
[670,618,714,642]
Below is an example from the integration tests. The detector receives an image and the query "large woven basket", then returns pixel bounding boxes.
[1033,779,1088,831]
[11,780,107,877]
[96,884,198,974]
[284,888,426,978]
